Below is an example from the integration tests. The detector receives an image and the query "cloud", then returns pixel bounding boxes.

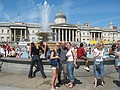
[0,2,11,21]
[0,2,3,11]
[91,16,120,25]
[10,0,37,22]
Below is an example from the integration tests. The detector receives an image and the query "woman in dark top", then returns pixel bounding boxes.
[28,42,46,79]
[40,41,50,59]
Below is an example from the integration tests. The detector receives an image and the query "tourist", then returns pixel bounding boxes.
[109,44,119,70]
[77,43,90,71]
[28,42,47,79]
[15,46,21,58]
[57,41,68,86]
[5,42,11,57]
[109,44,117,57]
[26,43,30,58]
[116,40,120,80]
[64,42,77,88]
[50,43,60,90]
[87,47,94,58]
[40,41,50,59]
[8,48,16,57]
[0,45,5,57]
[93,42,105,87]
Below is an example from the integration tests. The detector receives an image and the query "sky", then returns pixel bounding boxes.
[0,0,120,28]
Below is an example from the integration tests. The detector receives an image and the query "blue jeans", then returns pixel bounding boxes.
[67,61,74,82]
[118,66,120,80]
[93,61,104,79]
[28,55,46,78]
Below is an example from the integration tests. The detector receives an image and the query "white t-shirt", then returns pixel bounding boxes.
[66,48,74,62]
[94,48,105,61]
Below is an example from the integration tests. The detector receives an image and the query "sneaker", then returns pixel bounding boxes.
[43,76,47,79]
[84,67,89,71]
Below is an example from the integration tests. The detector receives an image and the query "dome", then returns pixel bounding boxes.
[55,10,66,20]
[55,10,67,24]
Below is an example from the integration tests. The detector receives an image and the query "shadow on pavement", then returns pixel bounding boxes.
[74,78,82,85]
[113,80,120,87]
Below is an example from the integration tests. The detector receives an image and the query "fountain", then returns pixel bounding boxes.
[36,1,55,42]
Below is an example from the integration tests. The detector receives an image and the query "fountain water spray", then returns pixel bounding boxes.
[40,1,51,32]
[35,1,55,41]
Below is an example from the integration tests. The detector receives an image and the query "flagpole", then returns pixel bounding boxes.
[18,11,19,22]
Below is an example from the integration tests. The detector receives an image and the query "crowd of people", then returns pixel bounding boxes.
[0,42,30,58]
[0,40,120,90]
[26,40,120,90]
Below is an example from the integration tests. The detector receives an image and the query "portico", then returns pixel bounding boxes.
[52,27,78,42]
[10,26,27,42]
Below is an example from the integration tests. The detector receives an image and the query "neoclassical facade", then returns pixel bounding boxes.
[0,10,120,44]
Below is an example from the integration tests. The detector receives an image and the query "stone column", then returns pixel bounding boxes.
[72,30,74,42]
[69,30,71,41]
[75,30,77,42]
[58,29,60,41]
[90,32,92,40]
[55,29,57,41]
[62,29,64,41]
[78,31,80,42]
[25,29,26,40]
[14,29,16,42]
[94,32,95,40]
[98,32,100,39]
[65,29,67,41]
[20,29,22,41]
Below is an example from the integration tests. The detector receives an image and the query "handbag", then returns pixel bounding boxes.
[49,59,58,66]
[74,62,80,69]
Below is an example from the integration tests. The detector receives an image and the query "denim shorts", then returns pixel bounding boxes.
[93,61,104,79]
[51,62,59,69]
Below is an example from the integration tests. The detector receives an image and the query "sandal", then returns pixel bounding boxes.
[101,83,105,87]
[64,83,73,88]
[64,83,70,87]
[68,84,73,88]
[94,84,97,88]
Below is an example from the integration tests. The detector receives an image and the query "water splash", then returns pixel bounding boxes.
[35,1,52,32]
[40,1,51,32]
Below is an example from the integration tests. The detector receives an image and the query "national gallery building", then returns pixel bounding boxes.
[0,10,120,44]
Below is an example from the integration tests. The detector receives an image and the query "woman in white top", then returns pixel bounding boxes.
[93,42,105,87]
[65,42,77,88]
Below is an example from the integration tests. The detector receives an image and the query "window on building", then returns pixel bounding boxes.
[83,39,85,40]
[1,37,4,41]
[87,33,89,35]
[2,30,4,33]
[87,39,89,40]
[83,32,85,35]
[33,30,34,33]
[7,37,10,41]
[7,30,9,34]
[104,34,106,36]
[32,37,35,41]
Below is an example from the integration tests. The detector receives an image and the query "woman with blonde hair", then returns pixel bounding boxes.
[50,43,60,90]
[93,42,105,87]
[64,42,77,88]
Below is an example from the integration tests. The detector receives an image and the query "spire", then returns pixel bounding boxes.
[109,21,113,29]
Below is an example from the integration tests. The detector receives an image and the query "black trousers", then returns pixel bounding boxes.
[28,55,46,78]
